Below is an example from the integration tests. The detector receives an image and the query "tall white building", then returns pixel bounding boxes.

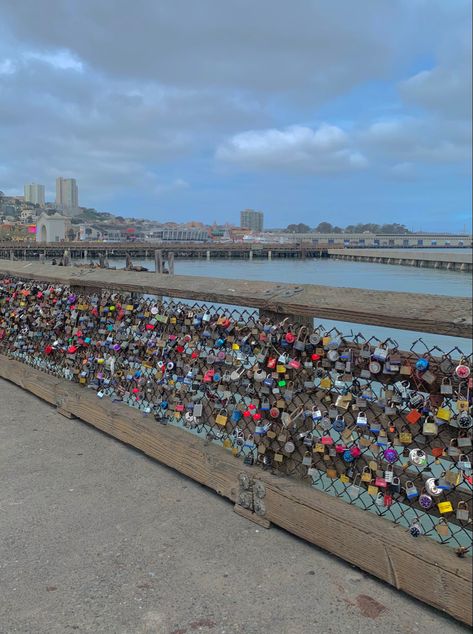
[24,183,45,206]
[56,177,79,210]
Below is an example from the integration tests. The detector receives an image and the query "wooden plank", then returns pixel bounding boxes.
[0,259,470,337]
[0,355,470,625]
[234,504,271,528]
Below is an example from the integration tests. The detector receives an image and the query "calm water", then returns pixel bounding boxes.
[81,256,472,352]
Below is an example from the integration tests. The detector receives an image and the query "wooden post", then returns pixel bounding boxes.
[125,252,132,270]
[154,249,163,275]
[63,250,70,266]
[99,253,105,268]
[168,251,175,275]
[10,250,14,261]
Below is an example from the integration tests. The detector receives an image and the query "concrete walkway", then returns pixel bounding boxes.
[0,378,468,634]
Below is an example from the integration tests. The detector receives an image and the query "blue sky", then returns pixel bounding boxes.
[0,0,471,230]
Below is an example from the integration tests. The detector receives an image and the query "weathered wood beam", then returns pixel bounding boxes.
[0,259,470,337]
[0,355,471,625]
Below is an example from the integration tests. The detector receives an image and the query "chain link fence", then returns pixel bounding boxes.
[0,278,471,553]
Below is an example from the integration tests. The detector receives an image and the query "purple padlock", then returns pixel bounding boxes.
[383,447,399,464]
[419,493,433,510]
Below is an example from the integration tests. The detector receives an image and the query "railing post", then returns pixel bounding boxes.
[155,249,163,274]
[168,252,175,275]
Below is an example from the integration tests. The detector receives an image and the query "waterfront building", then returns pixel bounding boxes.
[36,212,69,243]
[240,209,264,232]
[24,183,45,207]
[262,231,472,248]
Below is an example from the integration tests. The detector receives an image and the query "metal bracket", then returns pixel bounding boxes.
[235,474,269,527]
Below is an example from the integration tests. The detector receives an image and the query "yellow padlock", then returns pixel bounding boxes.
[319,376,332,389]
[215,409,228,426]
[232,343,240,351]
[322,336,331,346]
[339,474,350,484]
[436,407,451,422]
[276,364,286,373]
[437,501,453,514]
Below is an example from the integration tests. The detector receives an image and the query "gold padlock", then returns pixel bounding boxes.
[437,501,453,514]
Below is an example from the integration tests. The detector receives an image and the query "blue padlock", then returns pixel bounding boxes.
[415,358,429,372]
[332,416,345,432]
[231,410,242,423]
[342,449,355,463]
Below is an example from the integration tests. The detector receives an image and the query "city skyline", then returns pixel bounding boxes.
[0,2,471,231]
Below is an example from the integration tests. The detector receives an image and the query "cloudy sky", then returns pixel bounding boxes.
[0,1,471,230]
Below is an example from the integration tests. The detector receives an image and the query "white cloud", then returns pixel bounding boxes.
[216,124,368,172]
[362,117,470,164]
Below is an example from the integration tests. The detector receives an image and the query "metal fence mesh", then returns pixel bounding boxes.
[0,278,471,554]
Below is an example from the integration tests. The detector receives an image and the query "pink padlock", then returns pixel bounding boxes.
[350,446,361,458]
[455,363,471,379]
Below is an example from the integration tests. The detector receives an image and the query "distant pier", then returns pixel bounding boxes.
[328,249,472,272]
[0,241,327,261]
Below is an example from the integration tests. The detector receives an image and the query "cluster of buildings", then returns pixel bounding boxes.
[0,180,267,243]
[3,185,468,247]
[23,178,79,215]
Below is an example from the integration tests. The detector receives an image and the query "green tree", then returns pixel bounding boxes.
[314,222,333,233]
[286,223,311,233]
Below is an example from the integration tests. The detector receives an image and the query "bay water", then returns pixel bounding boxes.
[81,256,472,352]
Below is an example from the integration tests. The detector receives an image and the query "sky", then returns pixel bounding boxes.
[0,1,471,231]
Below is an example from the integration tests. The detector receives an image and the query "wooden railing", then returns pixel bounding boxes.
[0,258,471,625]
[0,259,470,337]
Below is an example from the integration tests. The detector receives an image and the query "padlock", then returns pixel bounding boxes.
[408,448,427,467]
[456,502,470,522]
[302,451,312,466]
[425,478,443,497]
[348,475,362,497]
[383,447,398,464]
[447,439,460,457]
[326,466,337,478]
[419,491,433,509]
[455,361,471,380]
[435,518,450,537]
[437,501,453,515]
[435,406,451,422]
[372,344,388,362]
[399,429,412,444]
[457,432,472,448]
[457,454,472,471]
[408,522,423,537]
[215,408,228,426]
[405,481,418,499]
[375,492,384,506]
[406,409,422,425]
[422,416,438,436]
[361,467,371,482]
[440,378,453,395]
[332,415,346,433]
[367,480,379,496]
